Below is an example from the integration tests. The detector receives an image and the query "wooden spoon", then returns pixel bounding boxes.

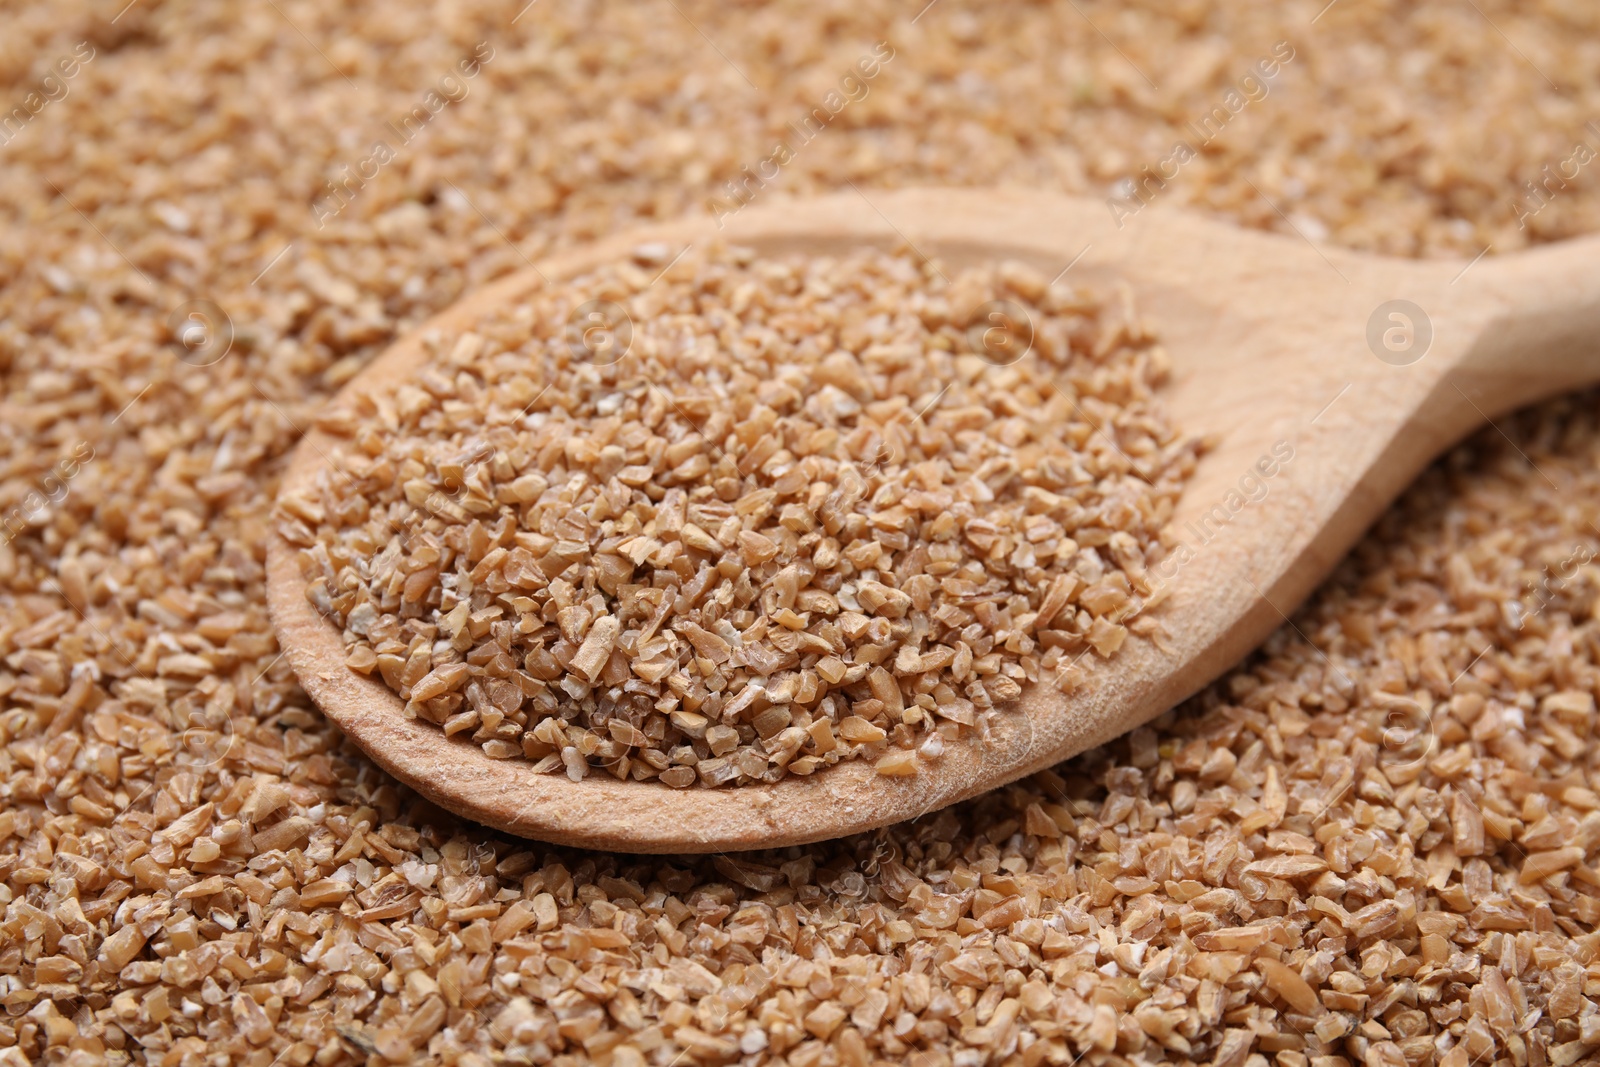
[266,187,1600,853]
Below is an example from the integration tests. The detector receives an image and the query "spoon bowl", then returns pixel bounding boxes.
[267,187,1600,852]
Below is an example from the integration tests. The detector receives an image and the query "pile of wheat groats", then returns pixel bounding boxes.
[278,246,1200,787]
[2,0,1599,1063]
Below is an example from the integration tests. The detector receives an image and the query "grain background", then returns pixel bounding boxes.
[2,1,1600,1065]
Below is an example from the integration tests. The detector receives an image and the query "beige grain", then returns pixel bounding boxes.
[4,0,1600,1063]
[286,247,1198,785]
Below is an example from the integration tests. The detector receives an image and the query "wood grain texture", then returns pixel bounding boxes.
[266,187,1600,852]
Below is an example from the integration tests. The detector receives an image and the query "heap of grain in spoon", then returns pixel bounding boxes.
[274,246,1201,786]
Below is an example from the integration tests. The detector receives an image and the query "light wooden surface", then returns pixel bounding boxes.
[266,187,1600,853]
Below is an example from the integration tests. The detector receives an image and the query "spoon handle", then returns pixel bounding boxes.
[1459,232,1600,416]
